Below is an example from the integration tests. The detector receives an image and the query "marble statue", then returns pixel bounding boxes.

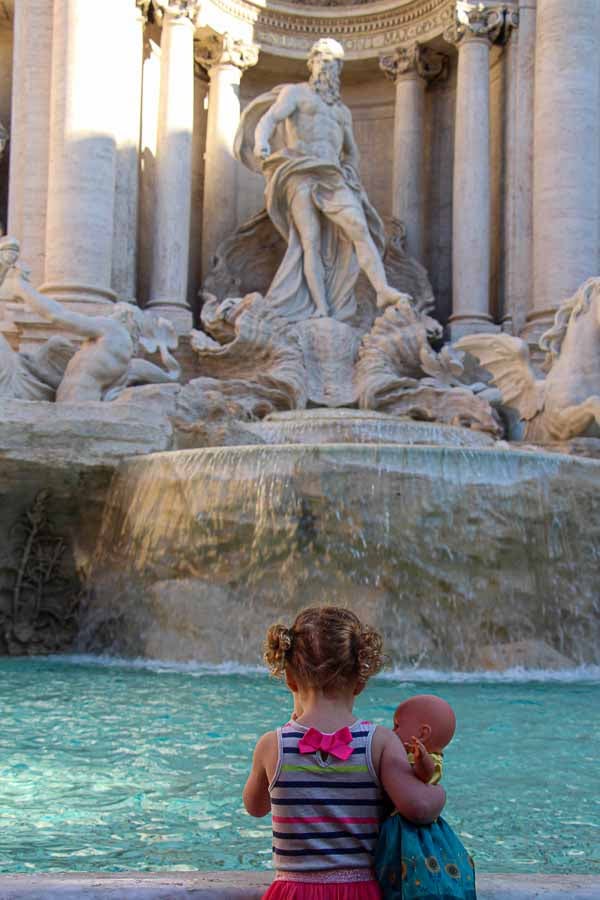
[234,37,412,322]
[1,239,181,402]
[0,236,76,400]
[456,277,600,442]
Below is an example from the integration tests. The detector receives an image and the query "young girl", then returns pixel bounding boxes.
[243,607,446,899]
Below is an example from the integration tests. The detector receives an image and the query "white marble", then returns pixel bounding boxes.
[530,0,600,337]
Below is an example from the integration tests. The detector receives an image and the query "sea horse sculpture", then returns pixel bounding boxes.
[456,277,600,442]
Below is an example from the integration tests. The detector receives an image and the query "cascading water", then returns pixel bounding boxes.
[79,414,600,669]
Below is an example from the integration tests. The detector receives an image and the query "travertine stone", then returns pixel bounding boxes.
[40,0,125,311]
[380,43,447,262]
[446,5,506,339]
[111,1,146,305]
[6,0,53,286]
[529,0,600,338]
[147,2,200,332]
[198,34,259,277]
[503,3,534,334]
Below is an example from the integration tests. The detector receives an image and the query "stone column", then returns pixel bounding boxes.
[528,0,600,339]
[110,1,146,305]
[40,0,128,311]
[503,5,534,335]
[147,1,200,332]
[198,35,259,278]
[446,4,506,339]
[7,0,54,287]
[379,43,447,263]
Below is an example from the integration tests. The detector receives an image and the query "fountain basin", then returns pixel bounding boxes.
[81,442,600,669]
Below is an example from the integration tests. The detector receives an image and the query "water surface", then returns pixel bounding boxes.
[0,657,598,875]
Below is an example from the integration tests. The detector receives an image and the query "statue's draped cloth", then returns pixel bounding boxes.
[235,87,386,323]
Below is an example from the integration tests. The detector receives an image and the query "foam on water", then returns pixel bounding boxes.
[45,654,600,683]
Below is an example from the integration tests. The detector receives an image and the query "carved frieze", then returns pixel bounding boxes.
[201,0,456,60]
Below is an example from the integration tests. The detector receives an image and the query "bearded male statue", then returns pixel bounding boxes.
[234,38,412,323]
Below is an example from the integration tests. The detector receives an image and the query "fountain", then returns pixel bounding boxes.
[2,38,600,672]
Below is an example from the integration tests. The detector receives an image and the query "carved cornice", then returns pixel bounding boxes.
[201,0,456,60]
[195,32,260,70]
[380,42,448,82]
[444,2,514,46]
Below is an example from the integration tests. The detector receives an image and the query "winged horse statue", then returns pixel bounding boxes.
[455,277,600,442]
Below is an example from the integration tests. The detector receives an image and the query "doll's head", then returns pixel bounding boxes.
[393,694,456,753]
[263,606,384,696]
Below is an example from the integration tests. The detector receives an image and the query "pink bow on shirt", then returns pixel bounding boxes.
[298,726,354,761]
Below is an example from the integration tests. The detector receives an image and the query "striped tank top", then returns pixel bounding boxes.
[269,720,383,874]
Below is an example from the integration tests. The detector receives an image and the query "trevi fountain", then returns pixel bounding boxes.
[0,0,599,894]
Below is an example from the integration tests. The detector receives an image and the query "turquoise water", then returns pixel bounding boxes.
[0,657,599,876]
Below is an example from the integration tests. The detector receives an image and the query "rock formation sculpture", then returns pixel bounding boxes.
[1,237,181,402]
[456,277,600,442]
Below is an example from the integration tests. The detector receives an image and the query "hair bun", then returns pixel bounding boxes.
[264,623,293,677]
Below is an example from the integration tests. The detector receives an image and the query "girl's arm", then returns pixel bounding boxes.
[243,731,277,818]
[373,726,446,825]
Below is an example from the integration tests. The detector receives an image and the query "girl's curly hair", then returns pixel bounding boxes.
[264,606,384,693]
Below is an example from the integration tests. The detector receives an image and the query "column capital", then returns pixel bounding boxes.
[444,2,513,47]
[195,32,259,74]
[151,0,202,25]
[379,43,448,84]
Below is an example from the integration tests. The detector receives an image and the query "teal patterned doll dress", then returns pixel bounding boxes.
[374,754,476,899]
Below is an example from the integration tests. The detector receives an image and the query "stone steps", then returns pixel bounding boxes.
[0,873,598,899]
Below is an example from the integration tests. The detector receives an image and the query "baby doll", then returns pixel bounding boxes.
[375,694,477,900]
[393,693,456,786]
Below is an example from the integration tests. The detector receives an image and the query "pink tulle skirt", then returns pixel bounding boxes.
[262,871,382,900]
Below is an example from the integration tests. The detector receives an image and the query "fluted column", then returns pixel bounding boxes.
[110,1,146,305]
[41,0,127,311]
[528,0,600,339]
[447,3,505,339]
[380,43,447,263]
[7,0,54,287]
[503,5,534,335]
[147,1,200,331]
[198,35,259,278]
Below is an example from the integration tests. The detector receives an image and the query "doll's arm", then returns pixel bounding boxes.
[407,737,438,784]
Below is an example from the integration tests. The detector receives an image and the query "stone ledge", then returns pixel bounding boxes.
[0,873,598,899]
